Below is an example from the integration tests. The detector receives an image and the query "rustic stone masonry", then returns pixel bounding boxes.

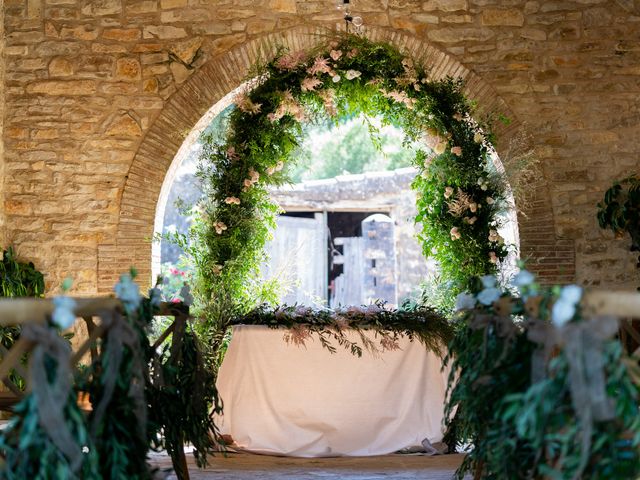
[2,1,639,294]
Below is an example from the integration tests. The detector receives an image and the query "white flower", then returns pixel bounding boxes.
[450,227,461,240]
[329,49,342,61]
[474,132,484,144]
[560,284,582,304]
[434,141,447,155]
[455,293,476,311]
[52,296,77,329]
[332,74,341,83]
[486,197,495,205]
[114,273,141,314]
[552,300,575,327]
[480,275,497,289]
[345,69,361,80]
[488,229,501,242]
[266,166,276,175]
[469,203,478,213]
[512,270,535,288]
[551,285,583,328]
[478,287,501,306]
[224,196,241,205]
[477,177,489,191]
[275,161,284,172]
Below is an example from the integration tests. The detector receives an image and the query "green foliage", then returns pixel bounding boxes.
[446,277,640,479]
[288,116,415,182]
[0,392,100,480]
[597,175,640,276]
[237,301,453,357]
[80,299,155,480]
[149,328,222,474]
[0,247,45,298]
[0,248,46,390]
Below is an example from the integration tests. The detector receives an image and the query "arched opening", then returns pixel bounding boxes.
[101,25,570,297]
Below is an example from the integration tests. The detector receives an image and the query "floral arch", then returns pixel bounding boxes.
[162,33,520,321]
[101,25,562,297]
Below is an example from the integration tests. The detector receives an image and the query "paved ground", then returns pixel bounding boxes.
[150,451,468,479]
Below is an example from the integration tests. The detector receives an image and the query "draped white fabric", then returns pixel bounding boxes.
[216,325,449,457]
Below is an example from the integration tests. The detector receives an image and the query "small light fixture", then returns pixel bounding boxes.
[336,0,364,34]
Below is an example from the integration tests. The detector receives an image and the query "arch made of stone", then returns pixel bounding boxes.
[98,24,573,293]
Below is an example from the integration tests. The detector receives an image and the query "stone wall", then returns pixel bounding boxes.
[2,0,640,294]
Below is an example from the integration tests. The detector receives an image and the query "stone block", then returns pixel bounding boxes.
[60,25,100,40]
[115,58,141,80]
[160,0,187,8]
[427,27,495,42]
[48,57,74,77]
[269,0,297,13]
[81,0,122,16]
[102,28,141,41]
[170,61,191,84]
[105,113,143,137]
[246,19,277,35]
[169,37,203,65]
[26,80,97,96]
[481,8,525,26]
[143,25,187,39]
[422,0,468,11]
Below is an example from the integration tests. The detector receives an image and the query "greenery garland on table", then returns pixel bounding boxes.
[235,301,453,357]
[446,271,640,479]
[170,32,511,333]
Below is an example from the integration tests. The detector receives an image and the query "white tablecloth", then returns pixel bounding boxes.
[216,325,449,457]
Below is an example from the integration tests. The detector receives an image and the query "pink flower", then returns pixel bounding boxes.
[453,112,463,121]
[171,298,181,303]
[329,49,342,61]
[169,267,179,275]
[469,203,478,213]
[224,196,241,205]
[275,50,306,71]
[347,48,359,58]
[489,251,498,264]
[226,146,240,161]
[307,57,332,76]
[450,227,461,240]
[301,77,323,92]
[451,146,463,156]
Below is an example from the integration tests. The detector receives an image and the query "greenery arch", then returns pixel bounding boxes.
[179,33,511,328]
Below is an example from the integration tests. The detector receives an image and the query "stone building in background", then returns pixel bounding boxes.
[267,168,431,307]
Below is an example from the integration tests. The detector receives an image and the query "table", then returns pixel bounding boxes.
[216,325,449,457]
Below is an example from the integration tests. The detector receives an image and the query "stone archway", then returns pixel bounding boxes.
[97,24,573,293]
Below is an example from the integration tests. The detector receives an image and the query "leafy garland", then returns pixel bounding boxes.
[446,272,640,479]
[178,33,510,327]
[235,302,453,357]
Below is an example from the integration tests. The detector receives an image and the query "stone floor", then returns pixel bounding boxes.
[150,451,468,479]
